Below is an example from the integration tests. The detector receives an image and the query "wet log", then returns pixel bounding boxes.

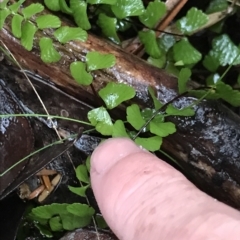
[0,67,103,240]
[0,64,100,200]
[2,6,240,209]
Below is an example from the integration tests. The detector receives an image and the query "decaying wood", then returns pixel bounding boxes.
[0,64,101,200]
[2,6,240,209]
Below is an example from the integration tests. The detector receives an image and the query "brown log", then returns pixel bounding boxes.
[2,5,240,209]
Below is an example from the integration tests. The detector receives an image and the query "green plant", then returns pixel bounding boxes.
[29,203,95,236]
[27,157,94,237]
[2,0,240,238]
[23,155,108,237]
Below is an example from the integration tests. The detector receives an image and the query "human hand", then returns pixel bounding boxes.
[90,138,240,240]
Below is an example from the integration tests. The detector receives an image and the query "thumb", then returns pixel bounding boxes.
[90,138,240,240]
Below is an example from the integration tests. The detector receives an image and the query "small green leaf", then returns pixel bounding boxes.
[141,108,163,123]
[206,0,228,14]
[31,203,91,231]
[70,61,93,85]
[126,104,146,130]
[87,0,117,4]
[44,0,60,11]
[138,30,162,58]
[21,21,37,51]
[49,216,63,232]
[0,0,9,9]
[112,120,129,137]
[206,73,220,86]
[11,14,23,38]
[54,26,87,43]
[166,104,195,116]
[178,68,191,94]
[139,0,166,28]
[147,56,166,69]
[36,15,61,29]
[64,204,95,229]
[151,113,164,123]
[32,203,69,219]
[67,203,95,217]
[202,54,219,72]
[61,212,91,230]
[173,38,202,65]
[75,164,90,184]
[99,82,136,109]
[111,0,144,19]
[97,13,120,44]
[68,185,89,197]
[39,37,61,63]
[88,107,113,135]
[70,0,91,30]
[86,156,91,172]
[28,217,48,229]
[148,86,162,110]
[165,62,180,76]
[0,9,10,30]
[22,3,44,19]
[34,223,53,238]
[59,0,73,14]
[86,51,116,71]
[216,81,240,106]
[208,34,240,66]
[175,60,184,66]
[135,136,162,151]
[150,121,176,137]
[28,212,48,225]
[9,0,25,13]
[96,214,108,229]
[157,34,176,52]
[176,7,208,34]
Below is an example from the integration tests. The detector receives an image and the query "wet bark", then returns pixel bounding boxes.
[2,6,240,209]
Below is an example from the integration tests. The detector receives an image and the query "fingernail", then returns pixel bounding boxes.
[91,138,142,174]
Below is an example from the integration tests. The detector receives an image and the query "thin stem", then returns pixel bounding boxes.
[133,91,188,140]
[0,136,73,177]
[158,149,183,169]
[0,40,61,138]
[0,113,93,126]
[0,128,93,177]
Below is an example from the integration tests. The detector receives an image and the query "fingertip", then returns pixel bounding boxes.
[90,138,142,175]
[89,138,240,240]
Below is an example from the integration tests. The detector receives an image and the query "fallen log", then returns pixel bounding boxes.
[2,4,240,209]
[0,66,104,239]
